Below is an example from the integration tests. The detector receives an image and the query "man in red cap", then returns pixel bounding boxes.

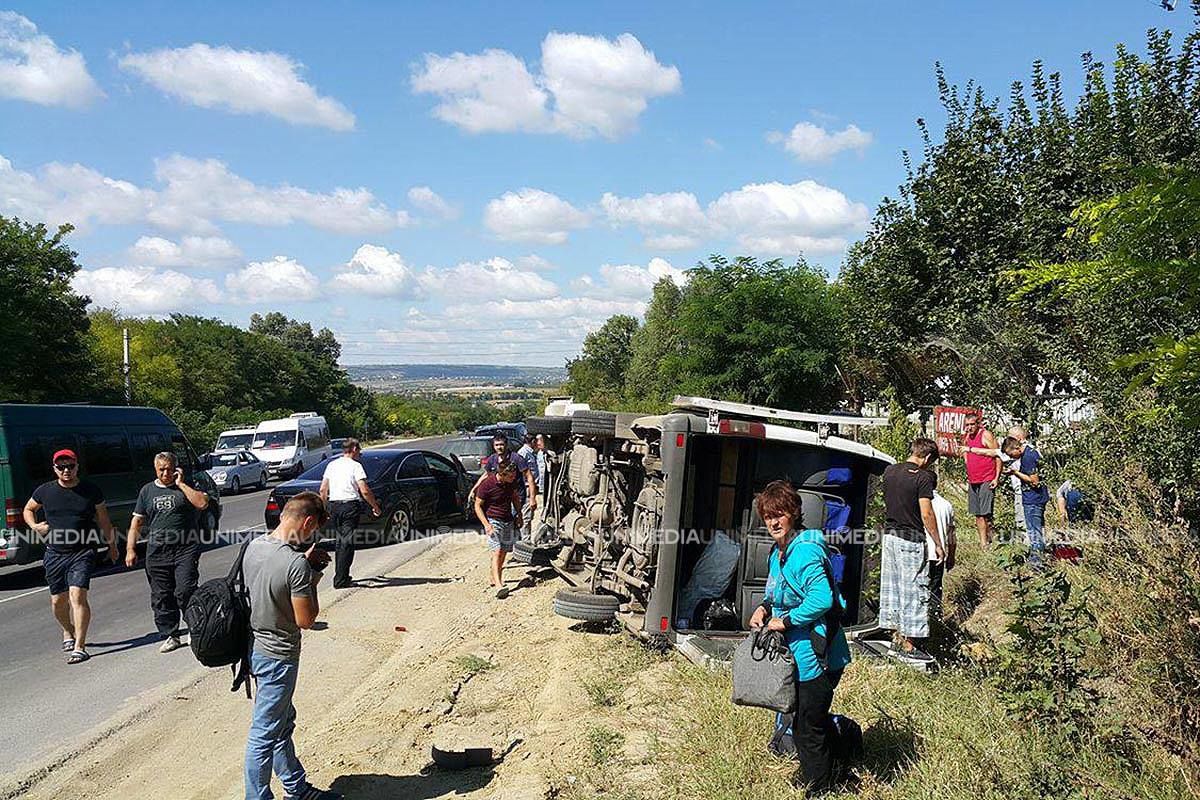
[22,449,117,664]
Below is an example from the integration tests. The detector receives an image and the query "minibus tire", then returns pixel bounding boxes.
[526,416,572,436]
[552,588,619,622]
[570,411,618,438]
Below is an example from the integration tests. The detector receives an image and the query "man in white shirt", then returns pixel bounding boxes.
[318,439,381,589]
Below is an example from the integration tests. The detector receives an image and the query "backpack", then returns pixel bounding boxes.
[768,712,864,770]
[184,537,253,697]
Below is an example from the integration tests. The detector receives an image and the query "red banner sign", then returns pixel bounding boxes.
[933,405,981,456]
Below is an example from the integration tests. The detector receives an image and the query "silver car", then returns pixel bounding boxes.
[205,449,269,494]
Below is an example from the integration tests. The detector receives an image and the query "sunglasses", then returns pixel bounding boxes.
[54,462,78,471]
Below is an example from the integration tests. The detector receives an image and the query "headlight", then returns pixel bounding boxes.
[213,471,227,481]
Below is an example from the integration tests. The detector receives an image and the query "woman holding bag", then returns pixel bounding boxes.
[749,480,852,793]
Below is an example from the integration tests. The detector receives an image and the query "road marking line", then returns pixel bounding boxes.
[0,586,49,604]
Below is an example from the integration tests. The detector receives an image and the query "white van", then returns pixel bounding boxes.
[251,413,331,479]
[214,426,256,452]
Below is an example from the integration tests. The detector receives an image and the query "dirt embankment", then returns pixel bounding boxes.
[4,536,660,800]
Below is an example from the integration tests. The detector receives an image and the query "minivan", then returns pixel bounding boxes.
[0,404,221,565]
[251,413,331,479]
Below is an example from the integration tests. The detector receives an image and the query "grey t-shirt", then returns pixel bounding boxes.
[242,535,314,663]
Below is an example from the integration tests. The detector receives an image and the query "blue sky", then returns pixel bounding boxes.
[0,1,1191,365]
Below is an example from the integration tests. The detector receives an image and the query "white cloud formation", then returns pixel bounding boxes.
[407,185,458,220]
[411,32,679,139]
[516,254,556,272]
[225,256,321,303]
[599,190,710,248]
[483,188,589,244]
[599,180,867,256]
[573,257,688,298]
[126,235,241,268]
[0,12,103,108]
[119,43,354,130]
[418,256,559,299]
[73,266,220,314]
[0,153,409,235]
[706,181,870,255]
[766,122,873,162]
[328,244,419,297]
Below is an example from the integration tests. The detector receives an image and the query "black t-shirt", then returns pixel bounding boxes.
[30,480,106,554]
[134,482,201,547]
[882,462,936,537]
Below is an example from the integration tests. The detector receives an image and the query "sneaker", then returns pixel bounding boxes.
[496,587,510,599]
[159,635,184,654]
[286,786,344,800]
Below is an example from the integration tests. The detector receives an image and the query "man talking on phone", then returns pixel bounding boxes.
[127,451,210,653]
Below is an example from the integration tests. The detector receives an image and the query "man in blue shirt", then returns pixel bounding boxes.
[1002,436,1050,559]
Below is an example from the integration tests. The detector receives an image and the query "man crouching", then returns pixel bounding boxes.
[242,491,342,800]
[474,461,522,599]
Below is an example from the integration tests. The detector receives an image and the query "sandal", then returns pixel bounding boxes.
[61,638,75,653]
[66,649,90,664]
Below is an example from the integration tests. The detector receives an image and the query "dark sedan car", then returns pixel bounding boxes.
[441,434,524,480]
[263,449,471,543]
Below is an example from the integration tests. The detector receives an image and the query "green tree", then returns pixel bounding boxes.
[565,315,640,408]
[625,278,684,408]
[0,219,101,402]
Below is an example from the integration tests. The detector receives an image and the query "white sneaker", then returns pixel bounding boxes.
[159,635,183,653]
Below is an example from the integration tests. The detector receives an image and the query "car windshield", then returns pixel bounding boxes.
[446,439,491,457]
[216,433,253,450]
[211,453,240,467]
[253,430,296,449]
[297,452,395,481]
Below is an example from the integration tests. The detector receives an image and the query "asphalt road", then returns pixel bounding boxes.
[0,435,454,772]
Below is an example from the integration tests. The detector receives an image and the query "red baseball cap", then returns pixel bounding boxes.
[52,449,78,463]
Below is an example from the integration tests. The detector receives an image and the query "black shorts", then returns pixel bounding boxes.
[43,549,95,595]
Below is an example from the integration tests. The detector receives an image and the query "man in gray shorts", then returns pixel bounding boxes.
[473,461,523,599]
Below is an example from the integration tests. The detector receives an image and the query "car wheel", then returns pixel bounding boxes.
[525,415,572,436]
[384,506,413,544]
[552,588,619,622]
[570,411,618,438]
[231,476,240,495]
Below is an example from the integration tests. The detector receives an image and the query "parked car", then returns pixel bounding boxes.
[263,449,471,544]
[329,437,347,454]
[440,434,519,480]
[527,395,892,667]
[204,449,269,494]
[0,404,220,565]
[474,421,528,442]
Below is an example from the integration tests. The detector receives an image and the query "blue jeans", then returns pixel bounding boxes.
[245,650,310,800]
[1022,502,1047,559]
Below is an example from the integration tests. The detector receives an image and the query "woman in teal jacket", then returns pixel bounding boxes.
[749,480,851,792]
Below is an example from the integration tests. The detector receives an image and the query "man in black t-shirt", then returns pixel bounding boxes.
[127,451,210,653]
[22,448,117,665]
[878,437,945,663]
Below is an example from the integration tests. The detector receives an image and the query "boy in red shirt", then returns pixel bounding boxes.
[474,462,523,598]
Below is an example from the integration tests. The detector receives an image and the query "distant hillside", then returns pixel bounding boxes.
[345,363,567,390]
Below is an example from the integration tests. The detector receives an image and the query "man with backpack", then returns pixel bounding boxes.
[241,491,342,800]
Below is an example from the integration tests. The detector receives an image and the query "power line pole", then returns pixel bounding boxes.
[122,327,132,405]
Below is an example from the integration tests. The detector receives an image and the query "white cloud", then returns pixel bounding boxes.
[483,188,589,244]
[328,244,419,297]
[600,190,709,247]
[225,256,321,303]
[119,43,354,130]
[574,257,688,299]
[706,180,869,255]
[736,234,849,256]
[127,235,241,268]
[767,122,872,162]
[407,185,458,220]
[516,254,556,272]
[73,266,219,314]
[0,153,410,235]
[418,256,559,299]
[411,32,679,139]
[0,12,103,108]
[149,155,409,234]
